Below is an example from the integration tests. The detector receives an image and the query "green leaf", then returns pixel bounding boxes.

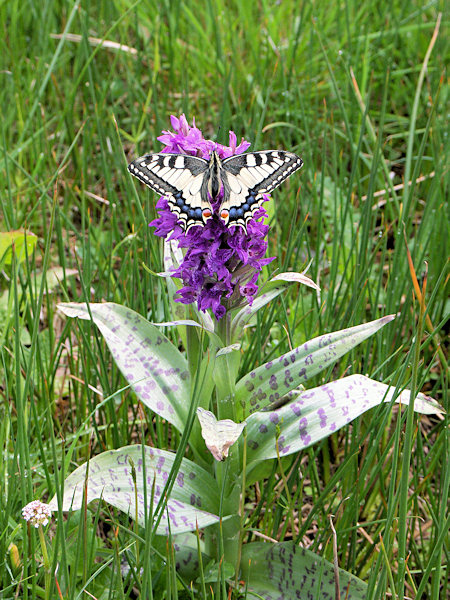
[61,511,102,577]
[172,532,210,581]
[202,559,235,583]
[235,315,395,416]
[240,541,367,599]
[49,445,221,535]
[244,374,444,466]
[58,302,190,431]
[0,230,37,268]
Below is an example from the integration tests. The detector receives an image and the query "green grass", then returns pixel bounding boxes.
[0,0,448,598]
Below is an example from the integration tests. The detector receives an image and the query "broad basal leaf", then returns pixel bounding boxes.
[240,541,367,600]
[49,445,221,535]
[244,374,443,466]
[58,302,190,431]
[235,315,395,417]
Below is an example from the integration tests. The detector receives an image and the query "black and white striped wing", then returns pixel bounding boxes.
[220,151,303,228]
[128,153,212,231]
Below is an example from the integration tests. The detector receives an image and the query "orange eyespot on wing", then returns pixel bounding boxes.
[219,208,230,226]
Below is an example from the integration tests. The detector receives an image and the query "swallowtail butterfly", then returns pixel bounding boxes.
[128,149,303,232]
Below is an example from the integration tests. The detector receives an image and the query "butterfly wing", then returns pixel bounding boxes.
[220,151,303,229]
[128,153,213,231]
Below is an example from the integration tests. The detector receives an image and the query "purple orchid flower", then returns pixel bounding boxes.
[149,114,275,320]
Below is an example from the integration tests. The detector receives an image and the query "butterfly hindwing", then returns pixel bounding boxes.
[219,151,303,228]
[128,153,213,230]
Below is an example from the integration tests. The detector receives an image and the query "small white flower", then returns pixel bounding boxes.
[22,501,53,528]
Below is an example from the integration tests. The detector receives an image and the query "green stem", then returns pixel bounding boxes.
[216,310,232,347]
[38,525,51,600]
[215,312,240,422]
[209,311,243,569]
[234,432,248,589]
[379,535,397,600]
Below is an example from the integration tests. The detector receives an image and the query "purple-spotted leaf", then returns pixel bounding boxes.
[240,541,367,599]
[173,533,210,581]
[244,374,443,465]
[231,270,319,339]
[235,315,395,416]
[58,302,190,431]
[48,445,221,535]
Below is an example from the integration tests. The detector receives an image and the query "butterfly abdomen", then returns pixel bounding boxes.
[207,151,223,200]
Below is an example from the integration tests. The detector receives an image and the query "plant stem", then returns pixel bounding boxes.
[210,311,243,573]
[38,525,51,600]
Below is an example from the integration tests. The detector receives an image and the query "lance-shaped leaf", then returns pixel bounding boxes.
[240,541,367,600]
[231,270,320,340]
[49,445,221,535]
[58,302,190,432]
[270,270,320,290]
[244,374,443,466]
[151,319,223,348]
[235,315,395,417]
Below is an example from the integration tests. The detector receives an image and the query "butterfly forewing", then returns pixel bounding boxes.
[128,153,213,230]
[219,151,303,228]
